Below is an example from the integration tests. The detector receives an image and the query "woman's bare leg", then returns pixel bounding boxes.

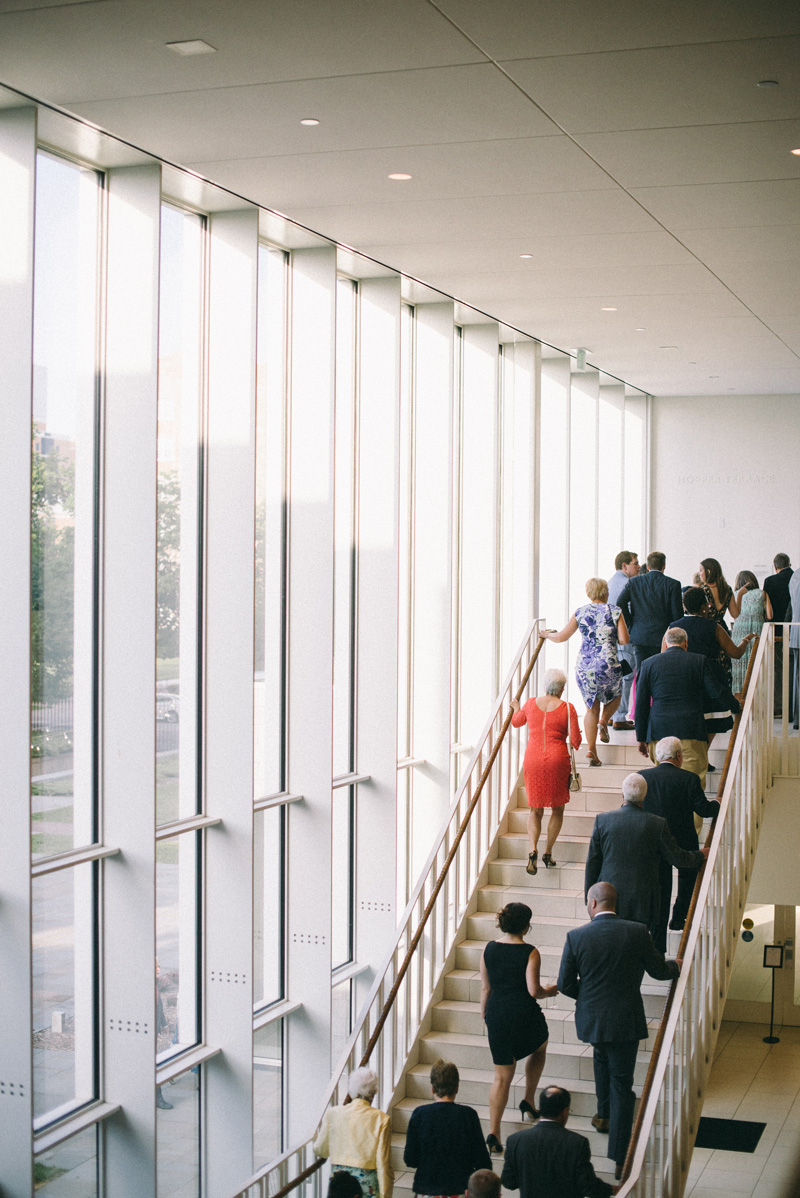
[544,807,564,855]
[523,1042,549,1110]
[489,1062,515,1139]
[527,808,543,855]
[584,699,600,757]
[600,697,621,730]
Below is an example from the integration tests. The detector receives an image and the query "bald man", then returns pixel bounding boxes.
[557,883,680,1180]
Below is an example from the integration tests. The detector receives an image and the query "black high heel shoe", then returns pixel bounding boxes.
[519,1099,540,1122]
[526,851,538,876]
[486,1133,503,1154]
[542,852,557,869]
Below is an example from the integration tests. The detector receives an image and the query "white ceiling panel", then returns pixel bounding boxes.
[1,0,799,396]
[357,231,696,274]
[415,263,729,304]
[499,40,800,134]
[0,0,480,103]
[436,0,800,59]
[677,224,800,266]
[578,121,800,189]
[630,180,800,230]
[184,136,614,211]
[69,63,559,163]
[286,188,660,247]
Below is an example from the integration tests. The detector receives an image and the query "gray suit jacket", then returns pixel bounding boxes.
[789,569,800,650]
[501,1120,613,1198]
[557,913,679,1043]
[584,803,704,927]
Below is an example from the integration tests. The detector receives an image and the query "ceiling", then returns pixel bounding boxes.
[1,0,799,396]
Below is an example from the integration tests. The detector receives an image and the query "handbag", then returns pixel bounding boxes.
[568,742,582,791]
[567,705,582,791]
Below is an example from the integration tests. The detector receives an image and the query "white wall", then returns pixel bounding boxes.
[749,776,800,907]
[650,394,800,589]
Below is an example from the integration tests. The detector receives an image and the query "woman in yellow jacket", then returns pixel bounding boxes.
[314,1068,394,1198]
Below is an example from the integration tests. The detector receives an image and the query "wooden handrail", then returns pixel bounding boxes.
[357,632,547,1066]
[619,635,760,1186]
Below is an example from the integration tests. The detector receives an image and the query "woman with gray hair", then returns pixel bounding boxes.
[313,1067,394,1198]
[510,667,581,874]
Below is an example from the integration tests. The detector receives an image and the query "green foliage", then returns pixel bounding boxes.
[157,469,181,660]
[31,445,76,704]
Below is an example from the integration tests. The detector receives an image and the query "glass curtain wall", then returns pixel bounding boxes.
[397,303,416,903]
[31,151,101,1133]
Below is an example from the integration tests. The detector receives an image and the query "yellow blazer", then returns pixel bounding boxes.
[313,1098,394,1198]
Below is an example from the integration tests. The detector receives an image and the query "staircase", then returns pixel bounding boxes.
[390,730,726,1194]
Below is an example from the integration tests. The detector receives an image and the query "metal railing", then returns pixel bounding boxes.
[617,627,776,1195]
[236,618,546,1198]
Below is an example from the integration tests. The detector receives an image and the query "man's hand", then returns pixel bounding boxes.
[637,741,649,757]
[675,958,683,970]
[700,846,710,860]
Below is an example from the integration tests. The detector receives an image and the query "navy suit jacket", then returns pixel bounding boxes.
[640,762,719,850]
[557,914,678,1044]
[634,647,739,744]
[501,1120,613,1198]
[618,570,683,647]
[584,803,703,927]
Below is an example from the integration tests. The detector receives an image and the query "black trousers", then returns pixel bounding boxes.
[593,1039,639,1165]
[654,858,698,952]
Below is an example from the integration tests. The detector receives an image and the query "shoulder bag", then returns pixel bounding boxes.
[567,703,582,791]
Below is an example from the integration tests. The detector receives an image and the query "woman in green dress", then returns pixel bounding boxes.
[731,570,769,695]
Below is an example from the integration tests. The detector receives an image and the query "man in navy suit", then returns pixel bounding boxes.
[617,550,682,671]
[500,1085,614,1198]
[557,882,680,1180]
[641,737,720,947]
[633,626,739,787]
[584,774,708,950]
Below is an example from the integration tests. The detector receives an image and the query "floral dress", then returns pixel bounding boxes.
[731,588,765,693]
[574,602,623,707]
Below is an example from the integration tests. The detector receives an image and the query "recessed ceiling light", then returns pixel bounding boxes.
[601,306,617,311]
[757,80,779,88]
[300,118,320,126]
[388,173,412,180]
[792,148,800,156]
[166,39,217,55]
[520,253,533,259]
[635,327,645,332]
[660,345,678,349]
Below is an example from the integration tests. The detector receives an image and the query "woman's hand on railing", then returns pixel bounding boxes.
[510,698,521,713]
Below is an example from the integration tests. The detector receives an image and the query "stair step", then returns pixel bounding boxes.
[391,1097,626,1156]
[430,997,660,1045]
[418,1030,651,1084]
[488,857,585,889]
[468,910,580,946]
[499,832,589,861]
[479,882,586,920]
[507,807,601,836]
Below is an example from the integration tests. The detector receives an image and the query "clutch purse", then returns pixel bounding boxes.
[568,742,582,792]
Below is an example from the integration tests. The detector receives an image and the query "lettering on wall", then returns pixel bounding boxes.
[677,473,776,486]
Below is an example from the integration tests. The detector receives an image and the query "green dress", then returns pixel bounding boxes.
[731,588,765,693]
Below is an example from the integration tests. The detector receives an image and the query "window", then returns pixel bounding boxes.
[332,278,359,779]
[253,1021,283,1167]
[31,151,101,858]
[156,204,205,825]
[35,1124,98,1196]
[32,863,97,1125]
[254,807,285,1009]
[156,832,200,1061]
[254,246,289,800]
[156,1065,201,1197]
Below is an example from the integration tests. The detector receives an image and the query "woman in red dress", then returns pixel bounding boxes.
[510,668,581,876]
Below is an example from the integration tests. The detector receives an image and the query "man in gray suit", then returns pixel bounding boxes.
[584,775,709,944]
[789,566,800,730]
[500,1085,614,1198]
[557,882,680,1179]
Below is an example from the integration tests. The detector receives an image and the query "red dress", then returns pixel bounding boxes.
[511,699,582,808]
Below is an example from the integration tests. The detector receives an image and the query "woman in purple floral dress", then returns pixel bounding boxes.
[544,577,629,765]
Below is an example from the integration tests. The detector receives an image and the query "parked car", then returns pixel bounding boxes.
[156,692,180,723]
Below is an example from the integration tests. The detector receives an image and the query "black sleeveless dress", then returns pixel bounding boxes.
[483,940,549,1065]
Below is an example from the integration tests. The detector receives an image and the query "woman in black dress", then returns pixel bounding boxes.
[479,902,558,1153]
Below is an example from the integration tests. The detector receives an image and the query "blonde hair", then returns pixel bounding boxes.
[586,577,609,603]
